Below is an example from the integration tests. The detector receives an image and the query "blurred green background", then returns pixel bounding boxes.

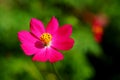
[0,0,120,80]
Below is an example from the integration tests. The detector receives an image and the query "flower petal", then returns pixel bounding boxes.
[52,38,74,50]
[18,31,37,44]
[32,48,48,62]
[30,18,45,37]
[21,43,38,56]
[47,48,64,63]
[57,24,72,37]
[46,16,59,34]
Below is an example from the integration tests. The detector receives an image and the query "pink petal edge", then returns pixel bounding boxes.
[46,16,59,34]
[52,38,74,50]
[21,43,38,56]
[30,18,45,38]
[57,24,72,38]
[47,47,64,63]
[18,31,37,44]
[32,48,48,62]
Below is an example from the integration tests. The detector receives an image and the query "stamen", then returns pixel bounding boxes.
[40,33,52,46]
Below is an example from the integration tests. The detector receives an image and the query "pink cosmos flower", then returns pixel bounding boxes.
[18,16,74,63]
[92,14,108,43]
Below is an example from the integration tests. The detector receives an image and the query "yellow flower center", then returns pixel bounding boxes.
[40,33,52,46]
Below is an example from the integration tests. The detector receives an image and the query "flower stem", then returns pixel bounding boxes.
[33,62,46,80]
[51,63,63,80]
